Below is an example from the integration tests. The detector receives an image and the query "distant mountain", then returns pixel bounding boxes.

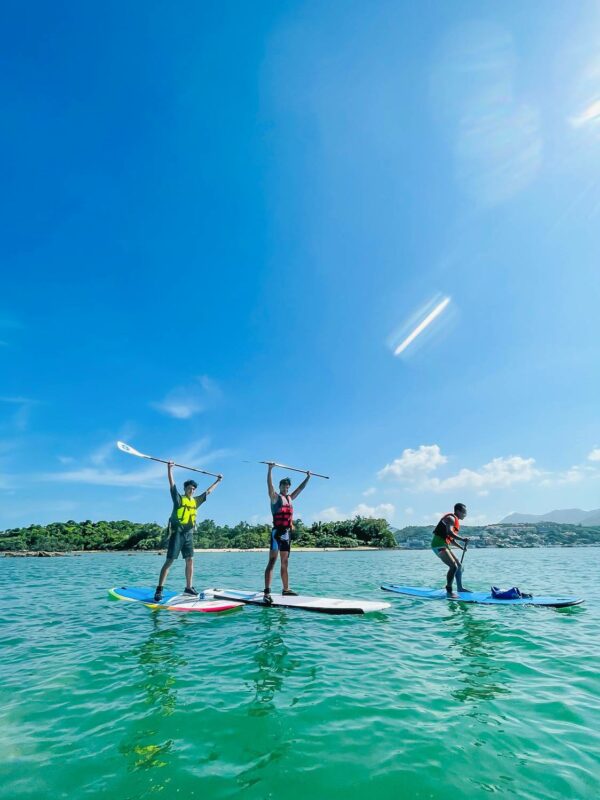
[582,510,600,526]
[500,508,600,525]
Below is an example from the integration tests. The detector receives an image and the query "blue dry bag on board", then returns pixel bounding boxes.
[490,586,532,600]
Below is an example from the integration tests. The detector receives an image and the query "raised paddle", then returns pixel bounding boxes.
[258,460,329,480]
[117,441,222,479]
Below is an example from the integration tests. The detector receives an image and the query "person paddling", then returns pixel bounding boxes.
[431,503,470,597]
[154,461,222,602]
[263,463,311,604]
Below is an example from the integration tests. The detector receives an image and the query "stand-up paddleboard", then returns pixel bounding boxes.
[108,586,243,613]
[381,585,583,608]
[204,588,390,615]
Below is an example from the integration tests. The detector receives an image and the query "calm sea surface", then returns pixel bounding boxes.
[1,548,599,800]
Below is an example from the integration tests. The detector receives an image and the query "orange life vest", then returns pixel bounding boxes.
[433,512,460,545]
[272,494,294,530]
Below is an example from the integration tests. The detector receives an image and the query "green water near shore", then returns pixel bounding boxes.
[1,548,599,799]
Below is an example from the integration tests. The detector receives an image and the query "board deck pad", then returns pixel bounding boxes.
[205,588,390,615]
[381,584,584,608]
[108,586,243,613]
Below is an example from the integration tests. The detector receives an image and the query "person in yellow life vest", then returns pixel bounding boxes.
[154,461,222,602]
[430,502,470,597]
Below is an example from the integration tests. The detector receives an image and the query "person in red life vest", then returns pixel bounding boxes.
[430,503,470,597]
[263,463,311,604]
[153,461,222,603]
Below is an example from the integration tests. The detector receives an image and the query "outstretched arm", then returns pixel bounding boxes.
[167,461,175,489]
[291,471,311,500]
[205,474,223,496]
[267,463,278,502]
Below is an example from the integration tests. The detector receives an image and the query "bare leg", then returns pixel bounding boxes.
[185,557,194,589]
[280,551,290,591]
[158,558,174,587]
[264,551,279,591]
[435,549,460,593]
[454,562,468,592]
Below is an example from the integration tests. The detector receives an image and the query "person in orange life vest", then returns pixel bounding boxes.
[153,461,222,603]
[263,462,311,604]
[430,503,470,597]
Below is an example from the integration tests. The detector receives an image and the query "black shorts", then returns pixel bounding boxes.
[166,527,194,560]
[270,528,291,553]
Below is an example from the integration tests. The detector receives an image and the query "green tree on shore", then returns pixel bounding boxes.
[0,516,397,552]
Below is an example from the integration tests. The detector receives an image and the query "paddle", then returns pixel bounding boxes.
[116,441,222,479]
[460,539,469,565]
[258,460,330,479]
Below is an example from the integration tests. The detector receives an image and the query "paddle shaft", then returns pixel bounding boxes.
[259,461,329,479]
[460,540,468,565]
[147,454,221,479]
[117,442,221,478]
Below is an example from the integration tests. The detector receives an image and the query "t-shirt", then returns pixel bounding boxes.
[169,485,207,531]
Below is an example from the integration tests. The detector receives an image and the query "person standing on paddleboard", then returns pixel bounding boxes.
[431,503,470,597]
[263,463,311,604]
[153,461,222,602]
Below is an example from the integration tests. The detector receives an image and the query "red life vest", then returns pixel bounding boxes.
[273,495,294,530]
[433,513,459,545]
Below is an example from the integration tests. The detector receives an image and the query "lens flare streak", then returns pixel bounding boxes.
[394,297,451,356]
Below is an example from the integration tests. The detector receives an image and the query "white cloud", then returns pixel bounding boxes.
[588,448,600,462]
[362,487,376,497]
[352,503,395,521]
[40,466,162,488]
[378,445,447,481]
[540,464,599,487]
[40,439,228,489]
[0,397,37,432]
[90,441,116,466]
[424,456,539,492]
[318,507,346,522]
[316,503,395,522]
[151,376,222,419]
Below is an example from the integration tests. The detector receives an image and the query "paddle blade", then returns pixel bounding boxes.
[117,441,148,459]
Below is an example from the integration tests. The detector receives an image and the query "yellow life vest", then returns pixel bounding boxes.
[176,495,197,528]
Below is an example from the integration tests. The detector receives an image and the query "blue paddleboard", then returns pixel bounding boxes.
[381,585,583,608]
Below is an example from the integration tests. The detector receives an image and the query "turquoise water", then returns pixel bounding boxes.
[1,548,599,799]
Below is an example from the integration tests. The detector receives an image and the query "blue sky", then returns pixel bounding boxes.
[2,0,600,531]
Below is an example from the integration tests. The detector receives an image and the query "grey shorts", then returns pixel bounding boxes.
[166,527,194,560]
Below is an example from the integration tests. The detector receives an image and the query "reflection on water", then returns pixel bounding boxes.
[134,615,187,716]
[234,610,301,792]
[248,609,301,715]
[119,614,186,780]
[446,603,510,704]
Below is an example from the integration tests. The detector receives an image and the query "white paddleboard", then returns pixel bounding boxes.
[108,586,243,613]
[205,588,390,615]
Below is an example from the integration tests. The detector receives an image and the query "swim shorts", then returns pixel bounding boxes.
[166,527,194,560]
[270,528,291,553]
